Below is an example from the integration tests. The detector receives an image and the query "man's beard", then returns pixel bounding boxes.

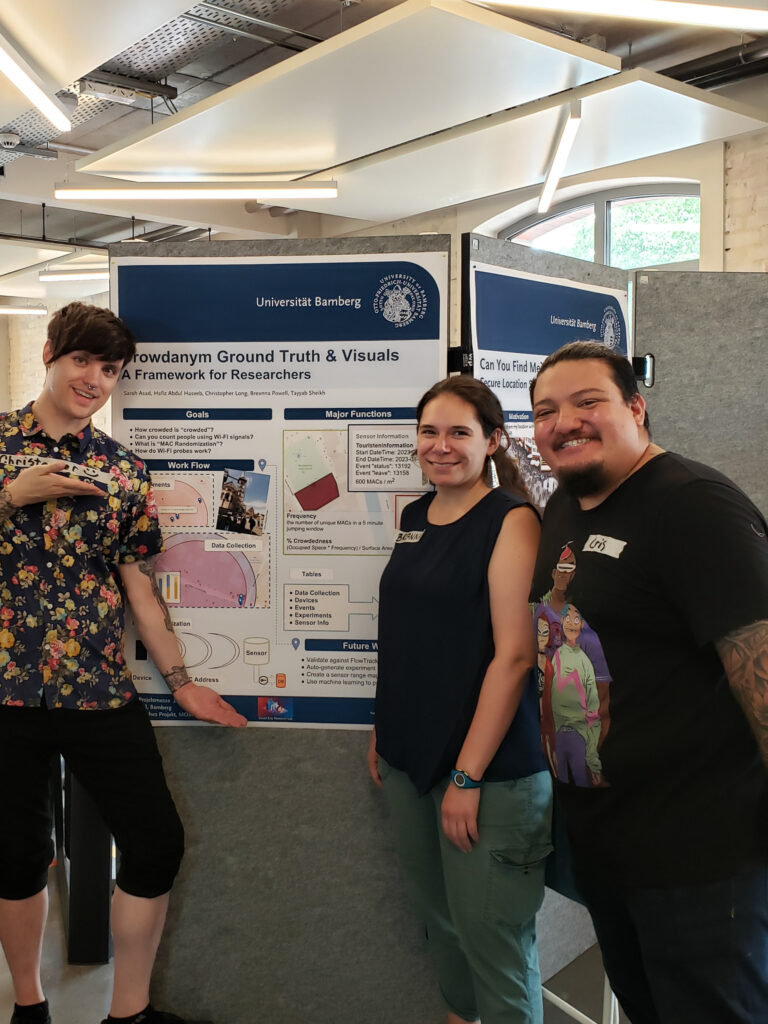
[558,462,608,498]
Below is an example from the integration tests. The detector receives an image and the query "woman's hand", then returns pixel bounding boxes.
[441,784,480,852]
[366,726,382,786]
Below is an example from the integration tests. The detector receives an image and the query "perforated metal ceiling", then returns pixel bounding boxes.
[0,1,324,181]
[0,0,351,169]
[0,94,112,165]
[103,0,311,78]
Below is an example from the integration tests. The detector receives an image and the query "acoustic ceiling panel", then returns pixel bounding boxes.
[288,68,768,221]
[0,1,193,125]
[76,0,620,180]
[0,239,72,276]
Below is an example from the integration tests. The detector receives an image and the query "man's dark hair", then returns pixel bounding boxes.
[46,302,136,366]
[529,341,650,434]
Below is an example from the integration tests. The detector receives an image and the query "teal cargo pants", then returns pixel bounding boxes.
[380,761,552,1024]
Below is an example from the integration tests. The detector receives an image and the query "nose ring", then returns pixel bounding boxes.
[87,383,95,391]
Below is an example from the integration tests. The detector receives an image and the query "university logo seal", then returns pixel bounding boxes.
[373,274,427,328]
[600,307,622,350]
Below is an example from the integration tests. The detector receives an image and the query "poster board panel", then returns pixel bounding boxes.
[635,270,767,516]
[463,234,629,508]
[111,240,449,726]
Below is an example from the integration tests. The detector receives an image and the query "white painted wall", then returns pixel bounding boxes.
[0,319,10,412]
[8,292,111,429]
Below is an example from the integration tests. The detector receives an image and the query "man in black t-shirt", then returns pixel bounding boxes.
[529,341,768,1024]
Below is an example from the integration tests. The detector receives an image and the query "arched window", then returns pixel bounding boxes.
[502,184,700,271]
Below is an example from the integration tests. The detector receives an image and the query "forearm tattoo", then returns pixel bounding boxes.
[138,557,174,633]
[162,665,192,693]
[716,619,768,768]
[0,488,18,524]
[136,558,190,692]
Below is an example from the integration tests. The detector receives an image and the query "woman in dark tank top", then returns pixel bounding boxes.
[368,376,552,1024]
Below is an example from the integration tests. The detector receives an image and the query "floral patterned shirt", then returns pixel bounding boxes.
[0,404,163,709]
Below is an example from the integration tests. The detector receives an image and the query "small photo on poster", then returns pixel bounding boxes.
[216,468,270,536]
[507,433,557,512]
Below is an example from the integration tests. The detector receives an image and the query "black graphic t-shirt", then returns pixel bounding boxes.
[530,453,768,886]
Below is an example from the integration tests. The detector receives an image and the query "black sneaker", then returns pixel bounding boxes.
[99,1009,212,1024]
[10,1002,51,1024]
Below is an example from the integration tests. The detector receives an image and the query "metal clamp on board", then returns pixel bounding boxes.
[632,353,655,388]
[447,347,473,374]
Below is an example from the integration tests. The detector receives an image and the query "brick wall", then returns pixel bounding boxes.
[724,128,768,272]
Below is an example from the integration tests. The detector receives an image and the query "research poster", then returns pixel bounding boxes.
[468,262,629,508]
[112,252,448,726]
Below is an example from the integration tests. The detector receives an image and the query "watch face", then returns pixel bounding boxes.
[454,772,465,787]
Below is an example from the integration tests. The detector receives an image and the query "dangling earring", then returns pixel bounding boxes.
[489,456,499,489]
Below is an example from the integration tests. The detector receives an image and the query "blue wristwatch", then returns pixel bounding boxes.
[450,768,483,789]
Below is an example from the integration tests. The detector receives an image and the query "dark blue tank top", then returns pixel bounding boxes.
[375,488,545,795]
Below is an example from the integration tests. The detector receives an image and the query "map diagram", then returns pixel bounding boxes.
[154,529,270,609]
[152,473,215,528]
[284,432,342,512]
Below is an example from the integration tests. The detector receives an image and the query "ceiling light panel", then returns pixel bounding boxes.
[39,269,110,281]
[0,33,71,131]
[53,181,338,200]
[484,1,768,33]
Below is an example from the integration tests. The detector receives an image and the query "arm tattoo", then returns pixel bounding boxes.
[138,557,174,633]
[716,619,768,768]
[163,665,192,693]
[0,488,18,525]
[136,558,189,692]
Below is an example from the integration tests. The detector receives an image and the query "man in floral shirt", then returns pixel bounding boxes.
[0,303,246,1024]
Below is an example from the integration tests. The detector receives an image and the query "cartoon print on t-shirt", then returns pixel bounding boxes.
[551,604,604,786]
[536,613,557,772]
[533,543,612,788]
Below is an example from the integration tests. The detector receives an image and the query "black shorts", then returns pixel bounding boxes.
[0,698,184,900]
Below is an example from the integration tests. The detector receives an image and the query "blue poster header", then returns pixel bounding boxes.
[285,407,415,421]
[117,261,440,343]
[305,639,378,652]
[474,269,627,357]
[124,408,272,420]
[146,459,254,472]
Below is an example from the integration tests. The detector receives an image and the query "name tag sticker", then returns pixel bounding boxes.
[394,529,424,544]
[1,454,112,486]
[583,534,627,559]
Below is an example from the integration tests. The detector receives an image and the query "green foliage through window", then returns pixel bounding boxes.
[609,196,700,269]
[529,209,595,262]
[507,190,700,270]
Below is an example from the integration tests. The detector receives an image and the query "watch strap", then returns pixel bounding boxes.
[450,768,483,789]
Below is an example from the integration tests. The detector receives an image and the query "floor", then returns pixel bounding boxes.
[0,887,626,1024]
[0,882,113,1024]
[543,945,629,1024]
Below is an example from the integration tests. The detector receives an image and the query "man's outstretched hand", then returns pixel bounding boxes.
[174,683,247,727]
[6,462,104,506]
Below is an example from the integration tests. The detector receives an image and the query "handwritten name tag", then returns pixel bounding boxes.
[583,534,627,559]
[1,454,112,486]
[394,529,424,544]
